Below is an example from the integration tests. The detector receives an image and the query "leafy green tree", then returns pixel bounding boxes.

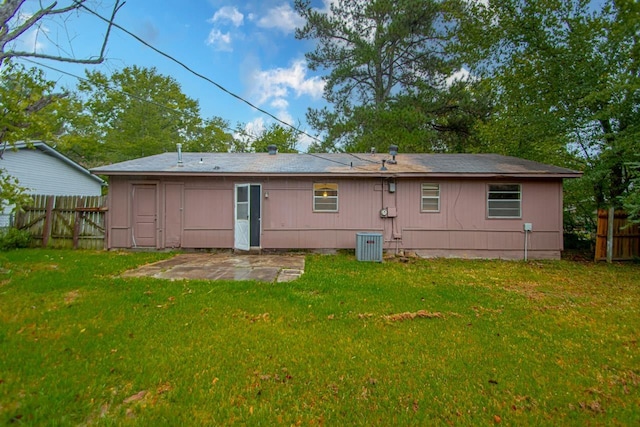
[0,61,70,145]
[457,0,639,233]
[295,0,484,153]
[251,123,300,153]
[622,163,640,224]
[61,66,233,165]
[0,169,32,216]
[184,116,234,153]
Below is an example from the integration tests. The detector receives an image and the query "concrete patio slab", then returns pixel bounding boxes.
[121,253,305,282]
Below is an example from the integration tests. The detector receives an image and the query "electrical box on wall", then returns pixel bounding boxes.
[388,181,396,193]
[523,223,533,231]
[380,207,397,218]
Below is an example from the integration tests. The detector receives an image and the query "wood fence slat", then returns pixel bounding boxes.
[16,194,107,250]
[595,208,640,262]
[42,196,54,248]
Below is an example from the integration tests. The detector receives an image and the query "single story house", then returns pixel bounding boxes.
[0,141,106,227]
[91,147,582,259]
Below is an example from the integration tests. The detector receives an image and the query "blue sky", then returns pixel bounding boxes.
[10,0,609,151]
[13,0,330,150]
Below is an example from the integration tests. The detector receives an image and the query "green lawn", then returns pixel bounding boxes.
[0,250,638,425]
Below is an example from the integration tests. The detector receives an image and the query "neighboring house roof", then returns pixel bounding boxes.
[92,152,582,179]
[5,141,106,186]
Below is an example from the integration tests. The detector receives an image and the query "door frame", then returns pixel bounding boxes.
[234,183,262,250]
[130,182,159,248]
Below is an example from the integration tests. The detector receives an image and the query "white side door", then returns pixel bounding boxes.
[234,184,250,251]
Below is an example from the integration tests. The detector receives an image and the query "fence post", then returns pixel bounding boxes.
[41,196,54,248]
[73,196,84,249]
[606,207,614,263]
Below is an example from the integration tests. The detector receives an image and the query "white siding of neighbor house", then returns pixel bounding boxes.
[0,146,103,227]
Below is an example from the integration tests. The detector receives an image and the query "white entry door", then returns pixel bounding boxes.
[234,184,250,250]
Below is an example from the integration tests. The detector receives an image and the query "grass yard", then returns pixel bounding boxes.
[0,249,638,425]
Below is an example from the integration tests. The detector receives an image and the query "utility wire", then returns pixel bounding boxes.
[23,60,375,171]
[76,2,324,146]
[44,4,378,171]
[22,58,261,144]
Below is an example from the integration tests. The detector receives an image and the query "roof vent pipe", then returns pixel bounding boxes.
[267,144,278,155]
[388,144,398,164]
[177,143,183,167]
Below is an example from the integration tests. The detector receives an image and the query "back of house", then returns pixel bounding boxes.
[92,150,581,260]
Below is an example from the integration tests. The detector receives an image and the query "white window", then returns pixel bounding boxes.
[313,183,338,212]
[487,184,521,218]
[421,183,440,212]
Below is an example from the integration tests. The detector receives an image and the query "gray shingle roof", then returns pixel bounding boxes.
[91,152,582,178]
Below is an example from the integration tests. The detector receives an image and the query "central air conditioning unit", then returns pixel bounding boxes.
[356,232,383,262]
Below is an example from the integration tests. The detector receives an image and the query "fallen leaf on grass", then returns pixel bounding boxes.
[156,382,172,395]
[100,403,110,417]
[123,390,147,404]
[579,400,603,413]
[494,415,502,423]
[64,290,80,304]
[383,310,443,321]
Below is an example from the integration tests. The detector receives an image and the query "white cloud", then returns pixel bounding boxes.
[257,3,305,34]
[19,27,48,53]
[235,117,266,142]
[276,110,294,128]
[210,6,244,27]
[270,98,289,110]
[205,29,233,51]
[445,68,471,86]
[12,12,49,54]
[467,0,489,7]
[250,59,324,106]
[296,132,315,152]
[318,0,337,15]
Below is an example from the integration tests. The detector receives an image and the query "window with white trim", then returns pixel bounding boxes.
[313,183,338,212]
[421,183,440,212]
[487,184,521,218]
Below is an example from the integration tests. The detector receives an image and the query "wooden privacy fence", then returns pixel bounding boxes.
[15,195,107,250]
[595,208,640,262]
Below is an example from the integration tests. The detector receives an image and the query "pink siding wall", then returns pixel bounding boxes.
[105,176,565,259]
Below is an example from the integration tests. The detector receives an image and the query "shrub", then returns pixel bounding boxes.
[0,227,32,250]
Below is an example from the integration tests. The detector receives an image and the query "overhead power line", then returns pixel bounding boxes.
[24,58,373,171]
[76,2,325,147]
[68,3,377,171]
[22,58,262,144]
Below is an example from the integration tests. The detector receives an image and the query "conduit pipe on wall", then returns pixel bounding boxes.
[523,223,533,261]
